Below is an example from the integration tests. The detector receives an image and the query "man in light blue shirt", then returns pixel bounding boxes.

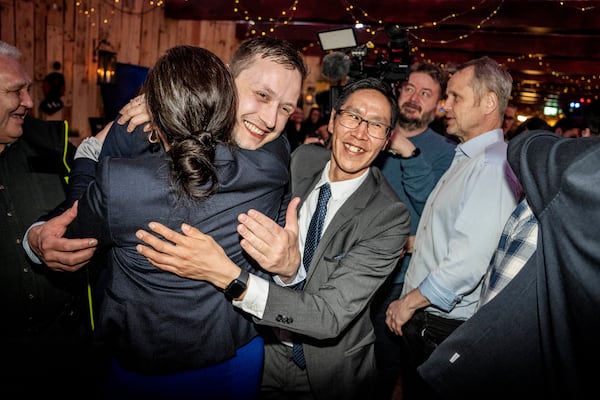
[385,56,522,399]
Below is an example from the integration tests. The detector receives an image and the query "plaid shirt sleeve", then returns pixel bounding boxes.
[478,199,538,308]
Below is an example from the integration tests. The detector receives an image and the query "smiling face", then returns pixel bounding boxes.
[328,89,391,182]
[233,56,303,150]
[0,55,33,151]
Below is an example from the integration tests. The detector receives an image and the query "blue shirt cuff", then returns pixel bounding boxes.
[419,274,462,312]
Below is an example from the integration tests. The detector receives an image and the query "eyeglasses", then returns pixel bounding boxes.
[336,109,391,140]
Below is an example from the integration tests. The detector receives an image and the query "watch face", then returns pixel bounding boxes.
[224,270,249,300]
[224,279,246,300]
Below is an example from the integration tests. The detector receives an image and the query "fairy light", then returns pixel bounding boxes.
[408,0,504,45]
[69,0,600,101]
[559,1,596,11]
[76,0,163,27]
[235,0,300,38]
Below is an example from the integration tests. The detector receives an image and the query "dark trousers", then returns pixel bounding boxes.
[370,280,405,400]
[400,311,464,400]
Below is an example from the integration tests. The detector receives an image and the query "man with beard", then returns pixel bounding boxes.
[371,62,457,399]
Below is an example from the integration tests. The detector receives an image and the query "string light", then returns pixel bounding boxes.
[234,0,300,38]
[407,0,504,45]
[75,0,163,24]
[76,0,597,101]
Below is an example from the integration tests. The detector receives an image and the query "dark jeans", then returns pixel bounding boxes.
[400,311,464,400]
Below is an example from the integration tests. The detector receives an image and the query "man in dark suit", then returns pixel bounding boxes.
[0,40,97,395]
[418,130,600,399]
[135,78,411,399]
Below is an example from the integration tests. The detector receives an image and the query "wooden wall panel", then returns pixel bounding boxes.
[159,17,177,53]
[14,1,34,77]
[118,0,142,65]
[32,0,46,114]
[139,4,163,67]
[198,21,238,62]
[0,2,275,138]
[70,0,95,139]
[44,24,65,122]
[0,0,16,43]
[61,0,75,127]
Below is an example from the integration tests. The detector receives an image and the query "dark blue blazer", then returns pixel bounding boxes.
[66,122,290,374]
[419,130,600,399]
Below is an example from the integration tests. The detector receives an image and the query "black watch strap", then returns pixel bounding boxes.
[389,147,421,159]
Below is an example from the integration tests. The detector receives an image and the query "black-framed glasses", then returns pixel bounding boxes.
[336,109,390,140]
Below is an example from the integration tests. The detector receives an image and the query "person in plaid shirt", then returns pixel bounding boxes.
[477,198,538,308]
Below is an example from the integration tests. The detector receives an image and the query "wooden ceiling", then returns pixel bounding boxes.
[164,0,600,112]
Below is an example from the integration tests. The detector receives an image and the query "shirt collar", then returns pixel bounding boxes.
[456,129,504,159]
[315,161,370,201]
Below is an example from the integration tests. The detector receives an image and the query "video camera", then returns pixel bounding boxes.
[316,25,411,118]
[318,24,411,84]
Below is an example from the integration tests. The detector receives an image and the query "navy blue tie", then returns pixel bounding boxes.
[292,183,331,369]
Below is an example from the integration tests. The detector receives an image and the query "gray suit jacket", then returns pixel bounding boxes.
[256,144,410,400]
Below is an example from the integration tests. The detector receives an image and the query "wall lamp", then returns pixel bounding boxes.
[93,39,117,85]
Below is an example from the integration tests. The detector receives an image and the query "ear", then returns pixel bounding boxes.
[328,110,336,135]
[484,91,499,116]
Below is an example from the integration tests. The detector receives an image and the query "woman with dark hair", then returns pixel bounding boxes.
[65,45,290,398]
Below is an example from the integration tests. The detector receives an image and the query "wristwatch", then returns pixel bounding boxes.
[389,147,421,159]
[223,269,249,300]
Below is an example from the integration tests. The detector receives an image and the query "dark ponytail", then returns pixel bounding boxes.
[145,45,237,200]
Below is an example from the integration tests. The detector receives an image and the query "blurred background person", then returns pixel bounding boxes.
[284,104,307,152]
[303,106,323,138]
[502,101,518,139]
[303,120,331,149]
[552,116,581,138]
[581,99,600,137]
[508,116,551,140]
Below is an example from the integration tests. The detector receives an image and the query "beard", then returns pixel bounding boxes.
[398,102,436,131]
